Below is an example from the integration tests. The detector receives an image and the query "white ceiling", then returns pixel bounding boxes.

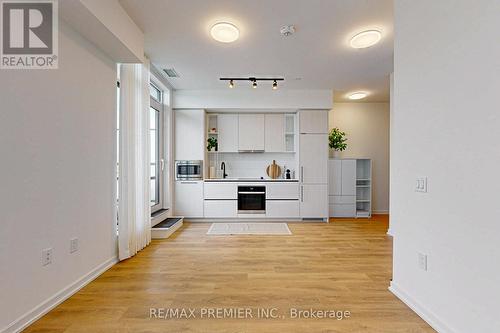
[120,0,393,102]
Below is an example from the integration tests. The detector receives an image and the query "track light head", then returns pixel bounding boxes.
[220,77,283,89]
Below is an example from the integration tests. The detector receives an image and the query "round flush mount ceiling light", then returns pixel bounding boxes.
[350,30,382,48]
[210,22,240,43]
[348,92,368,100]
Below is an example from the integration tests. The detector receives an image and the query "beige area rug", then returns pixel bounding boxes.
[207,223,292,235]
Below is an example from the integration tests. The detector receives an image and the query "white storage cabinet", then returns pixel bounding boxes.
[203,182,237,218]
[174,181,204,218]
[265,182,300,218]
[298,110,329,220]
[238,114,265,151]
[328,159,372,218]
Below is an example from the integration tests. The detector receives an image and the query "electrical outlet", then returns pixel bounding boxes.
[415,177,428,192]
[42,248,53,266]
[70,238,78,253]
[418,252,428,271]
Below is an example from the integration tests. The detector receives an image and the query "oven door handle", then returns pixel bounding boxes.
[238,191,266,194]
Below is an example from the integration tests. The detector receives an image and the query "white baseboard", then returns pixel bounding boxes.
[2,256,118,333]
[387,228,394,236]
[389,281,455,333]
[184,218,306,223]
[373,210,389,214]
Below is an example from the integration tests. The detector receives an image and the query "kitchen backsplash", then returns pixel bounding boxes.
[207,153,297,179]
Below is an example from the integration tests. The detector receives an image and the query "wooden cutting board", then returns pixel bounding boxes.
[266,160,282,179]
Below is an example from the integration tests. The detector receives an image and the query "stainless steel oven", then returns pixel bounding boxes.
[238,186,266,214]
[175,160,203,180]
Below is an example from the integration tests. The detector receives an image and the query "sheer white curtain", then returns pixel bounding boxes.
[118,60,151,261]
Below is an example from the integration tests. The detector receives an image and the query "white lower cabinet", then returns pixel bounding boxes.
[266,183,299,200]
[329,204,356,217]
[300,184,328,218]
[329,195,356,204]
[174,181,204,217]
[203,182,237,218]
[266,200,300,218]
[204,200,237,218]
[204,182,237,199]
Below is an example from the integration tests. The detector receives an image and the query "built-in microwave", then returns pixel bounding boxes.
[175,160,203,180]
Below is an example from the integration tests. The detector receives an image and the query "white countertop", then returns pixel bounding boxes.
[204,178,298,182]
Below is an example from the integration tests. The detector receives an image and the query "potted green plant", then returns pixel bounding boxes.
[329,127,347,157]
[207,137,218,152]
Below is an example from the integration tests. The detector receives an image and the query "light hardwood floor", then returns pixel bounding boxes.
[24,215,435,333]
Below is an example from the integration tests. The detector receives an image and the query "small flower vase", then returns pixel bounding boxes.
[333,150,341,158]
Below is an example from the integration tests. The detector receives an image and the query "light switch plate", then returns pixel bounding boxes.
[415,177,428,192]
[418,252,428,271]
[70,238,78,253]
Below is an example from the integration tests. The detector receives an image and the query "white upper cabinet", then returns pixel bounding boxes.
[238,114,265,151]
[174,109,205,160]
[264,114,285,152]
[299,110,329,134]
[299,134,328,184]
[218,114,239,152]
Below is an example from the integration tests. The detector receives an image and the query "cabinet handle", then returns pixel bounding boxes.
[301,186,304,202]
[238,150,265,153]
[300,166,304,182]
[180,181,197,184]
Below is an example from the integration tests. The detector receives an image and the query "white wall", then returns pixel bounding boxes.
[60,0,144,62]
[208,153,297,180]
[329,103,390,213]
[80,0,144,59]
[388,72,394,234]
[0,21,118,332]
[391,1,500,332]
[173,89,333,110]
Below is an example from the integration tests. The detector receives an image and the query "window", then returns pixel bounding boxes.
[116,65,121,233]
[149,82,164,213]
[117,72,169,216]
[150,84,162,102]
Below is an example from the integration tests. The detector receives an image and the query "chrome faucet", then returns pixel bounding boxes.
[221,162,228,179]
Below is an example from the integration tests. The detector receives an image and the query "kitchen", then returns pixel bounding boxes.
[174,108,329,221]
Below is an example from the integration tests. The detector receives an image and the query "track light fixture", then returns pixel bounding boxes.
[220,77,284,90]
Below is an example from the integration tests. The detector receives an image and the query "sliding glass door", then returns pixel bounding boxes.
[150,83,164,213]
